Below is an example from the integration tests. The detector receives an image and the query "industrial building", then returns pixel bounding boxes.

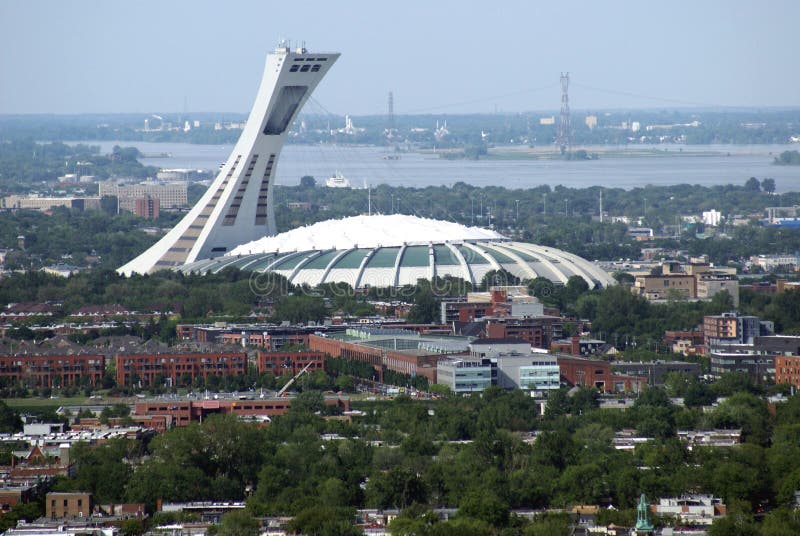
[309,327,469,382]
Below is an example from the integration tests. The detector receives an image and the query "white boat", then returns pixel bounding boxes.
[325,171,351,188]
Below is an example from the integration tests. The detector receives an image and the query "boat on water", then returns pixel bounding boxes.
[325,171,351,188]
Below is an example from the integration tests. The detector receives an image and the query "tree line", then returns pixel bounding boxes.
[11,378,799,535]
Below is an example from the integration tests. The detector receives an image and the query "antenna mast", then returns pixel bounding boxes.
[599,189,604,223]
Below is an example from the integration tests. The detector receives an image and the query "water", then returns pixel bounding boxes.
[72,140,800,193]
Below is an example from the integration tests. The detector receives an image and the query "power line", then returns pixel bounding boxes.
[571,82,721,108]
[402,83,558,114]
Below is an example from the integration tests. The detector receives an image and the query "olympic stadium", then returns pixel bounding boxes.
[176,214,616,289]
[118,44,616,291]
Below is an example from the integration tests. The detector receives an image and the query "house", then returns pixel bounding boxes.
[653,495,726,525]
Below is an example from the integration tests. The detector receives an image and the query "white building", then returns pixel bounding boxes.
[495,353,560,393]
[468,339,560,393]
[654,495,726,525]
[99,181,188,209]
[750,254,799,271]
[436,357,494,394]
[702,209,722,227]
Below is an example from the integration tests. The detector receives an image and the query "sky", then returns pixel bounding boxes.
[1,0,798,116]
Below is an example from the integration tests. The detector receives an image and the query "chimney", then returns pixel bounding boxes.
[490,290,507,306]
[571,335,581,356]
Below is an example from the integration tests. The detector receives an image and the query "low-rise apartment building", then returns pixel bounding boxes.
[46,492,92,520]
[256,350,324,376]
[115,352,248,387]
[0,354,105,388]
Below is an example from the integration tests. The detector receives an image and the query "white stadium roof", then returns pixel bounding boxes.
[229,215,505,254]
[179,215,616,289]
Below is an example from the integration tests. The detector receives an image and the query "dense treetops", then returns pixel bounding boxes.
[773,150,800,166]
[0,141,157,191]
[25,379,800,535]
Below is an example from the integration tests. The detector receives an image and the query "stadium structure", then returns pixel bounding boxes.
[178,215,615,288]
[119,45,616,290]
[118,43,340,276]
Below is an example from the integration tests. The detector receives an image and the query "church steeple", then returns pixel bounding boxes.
[634,493,654,533]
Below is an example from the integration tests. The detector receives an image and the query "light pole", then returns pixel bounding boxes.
[471,198,474,225]
[515,199,520,222]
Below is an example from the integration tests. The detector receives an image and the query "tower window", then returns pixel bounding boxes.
[263,86,308,135]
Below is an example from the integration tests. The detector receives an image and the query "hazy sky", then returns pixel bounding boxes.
[1,0,798,116]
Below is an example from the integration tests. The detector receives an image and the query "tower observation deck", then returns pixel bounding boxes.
[118,44,340,275]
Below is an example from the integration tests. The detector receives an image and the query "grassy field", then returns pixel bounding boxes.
[4,396,130,412]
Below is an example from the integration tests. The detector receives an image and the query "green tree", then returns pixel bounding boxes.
[407,288,440,324]
[287,506,358,536]
[271,295,327,324]
[458,491,510,527]
[705,392,771,446]
[524,514,572,536]
[708,510,758,536]
[744,177,761,192]
[217,511,259,536]
[0,401,22,433]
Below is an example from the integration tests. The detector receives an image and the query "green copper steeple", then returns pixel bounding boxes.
[635,493,654,532]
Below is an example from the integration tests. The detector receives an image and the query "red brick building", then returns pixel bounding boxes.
[0,484,36,514]
[775,355,800,387]
[256,350,324,376]
[310,335,383,367]
[0,354,105,388]
[485,316,563,349]
[134,196,160,219]
[308,335,439,382]
[557,355,646,393]
[175,324,313,348]
[72,415,172,434]
[115,352,248,387]
[8,444,75,485]
[133,397,349,428]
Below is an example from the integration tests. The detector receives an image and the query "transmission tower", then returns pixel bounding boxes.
[386,91,395,137]
[556,72,572,154]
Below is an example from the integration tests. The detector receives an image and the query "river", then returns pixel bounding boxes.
[72,141,800,193]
